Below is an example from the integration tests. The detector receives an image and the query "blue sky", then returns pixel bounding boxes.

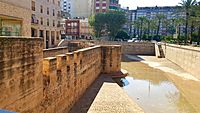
[119,0,182,9]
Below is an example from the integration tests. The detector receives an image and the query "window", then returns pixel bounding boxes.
[0,18,22,36]
[58,1,60,6]
[53,20,55,26]
[47,7,49,15]
[40,17,43,25]
[32,1,35,11]
[47,19,49,26]
[102,3,106,7]
[53,9,55,16]
[57,11,60,17]
[40,5,43,13]
[53,0,55,4]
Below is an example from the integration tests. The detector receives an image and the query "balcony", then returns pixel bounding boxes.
[31,14,39,24]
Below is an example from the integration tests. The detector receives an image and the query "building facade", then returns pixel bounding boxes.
[31,0,62,48]
[61,0,71,15]
[94,0,120,13]
[0,0,32,36]
[94,0,110,13]
[126,6,184,36]
[65,18,92,39]
[70,0,94,18]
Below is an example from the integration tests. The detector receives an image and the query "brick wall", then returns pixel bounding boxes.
[0,37,121,113]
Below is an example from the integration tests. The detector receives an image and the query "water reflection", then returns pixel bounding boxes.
[119,61,200,113]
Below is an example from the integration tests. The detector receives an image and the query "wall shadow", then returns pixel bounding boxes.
[69,75,114,113]
[121,54,144,62]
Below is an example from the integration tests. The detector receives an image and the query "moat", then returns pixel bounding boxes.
[116,55,200,113]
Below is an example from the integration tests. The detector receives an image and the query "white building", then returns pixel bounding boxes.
[61,0,71,14]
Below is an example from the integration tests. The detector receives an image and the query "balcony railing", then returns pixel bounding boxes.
[31,14,39,24]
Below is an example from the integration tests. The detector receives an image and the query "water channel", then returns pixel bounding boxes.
[115,55,200,113]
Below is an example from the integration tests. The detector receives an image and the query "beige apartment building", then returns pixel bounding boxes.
[80,19,93,39]
[71,0,95,18]
[0,0,31,36]
[31,0,62,48]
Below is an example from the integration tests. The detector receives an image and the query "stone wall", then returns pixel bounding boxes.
[160,43,200,80]
[0,37,43,112]
[93,41,155,55]
[0,37,121,113]
[43,46,68,58]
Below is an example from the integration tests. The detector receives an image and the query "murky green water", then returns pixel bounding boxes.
[117,58,200,113]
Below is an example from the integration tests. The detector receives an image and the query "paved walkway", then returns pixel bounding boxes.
[69,75,144,113]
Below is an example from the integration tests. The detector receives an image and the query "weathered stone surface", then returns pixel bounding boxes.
[159,43,200,80]
[0,37,43,112]
[93,41,155,55]
[43,46,68,58]
[0,37,122,113]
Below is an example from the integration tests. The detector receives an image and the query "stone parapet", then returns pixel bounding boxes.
[43,46,68,58]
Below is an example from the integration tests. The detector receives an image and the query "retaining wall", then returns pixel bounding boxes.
[0,37,121,113]
[160,43,200,80]
[93,41,155,55]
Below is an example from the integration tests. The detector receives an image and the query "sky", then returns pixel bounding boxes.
[119,0,182,9]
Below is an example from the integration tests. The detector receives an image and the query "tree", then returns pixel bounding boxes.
[105,11,127,40]
[179,0,197,44]
[89,13,106,38]
[89,11,126,40]
[115,30,130,40]
[155,14,165,38]
[137,16,148,40]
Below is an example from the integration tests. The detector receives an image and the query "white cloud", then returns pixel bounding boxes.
[119,0,182,9]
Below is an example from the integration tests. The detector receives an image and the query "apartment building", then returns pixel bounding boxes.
[61,0,71,14]
[126,6,184,36]
[94,0,120,13]
[31,0,62,48]
[95,0,110,13]
[80,18,92,39]
[71,0,94,18]
[65,18,92,39]
[0,0,31,36]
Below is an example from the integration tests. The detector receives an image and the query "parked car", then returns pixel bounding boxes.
[127,38,137,42]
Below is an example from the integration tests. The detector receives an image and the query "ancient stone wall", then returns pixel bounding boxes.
[0,37,122,113]
[43,46,68,58]
[101,45,121,74]
[160,43,200,80]
[93,41,155,55]
[0,37,43,112]
[41,46,103,113]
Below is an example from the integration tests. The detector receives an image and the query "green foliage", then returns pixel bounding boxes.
[115,30,130,40]
[89,11,127,40]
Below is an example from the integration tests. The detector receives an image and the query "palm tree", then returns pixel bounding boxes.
[174,18,184,44]
[138,16,148,40]
[179,0,197,44]
[155,14,165,38]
